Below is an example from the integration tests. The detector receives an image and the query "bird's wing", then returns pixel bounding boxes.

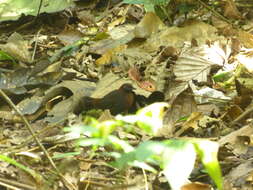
[98,91,125,114]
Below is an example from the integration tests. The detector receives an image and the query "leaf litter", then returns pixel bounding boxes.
[0,0,253,189]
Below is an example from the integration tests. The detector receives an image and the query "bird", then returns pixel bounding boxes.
[129,91,165,113]
[83,83,136,115]
[134,91,165,107]
[147,91,165,104]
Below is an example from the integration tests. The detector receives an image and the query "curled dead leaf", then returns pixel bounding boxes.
[128,67,141,81]
[137,80,156,92]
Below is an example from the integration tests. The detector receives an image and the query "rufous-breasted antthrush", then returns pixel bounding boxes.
[83,83,136,115]
[80,83,165,115]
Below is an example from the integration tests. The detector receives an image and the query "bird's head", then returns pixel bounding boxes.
[120,83,135,92]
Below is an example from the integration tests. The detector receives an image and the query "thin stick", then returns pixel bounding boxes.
[0,89,77,190]
[31,29,41,61]
[0,177,35,190]
[142,168,149,190]
[0,181,22,190]
[230,106,253,126]
[196,0,234,26]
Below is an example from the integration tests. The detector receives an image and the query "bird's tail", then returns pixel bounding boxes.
[83,96,97,110]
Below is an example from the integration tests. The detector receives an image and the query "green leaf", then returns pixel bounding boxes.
[0,50,16,63]
[143,4,155,12]
[111,151,136,169]
[52,152,81,159]
[0,154,43,183]
[137,102,168,134]
[108,135,134,152]
[152,0,169,6]
[111,141,164,171]
[132,160,157,172]
[123,0,147,4]
[162,140,196,190]
[135,141,167,162]
[0,0,74,22]
[123,0,169,12]
[97,120,120,138]
[213,71,232,82]
[124,0,168,6]
[154,5,168,20]
[116,103,168,135]
[111,151,157,172]
[49,38,87,62]
[177,3,196,14]
[192,140,223,190]
[78,138,106,147]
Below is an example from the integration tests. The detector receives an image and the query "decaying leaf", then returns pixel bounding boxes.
[133,12,164,39]
[0,32,32,63]
[222,0,242,20]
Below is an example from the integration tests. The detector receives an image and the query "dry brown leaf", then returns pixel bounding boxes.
[127,5,144,21]
[0,32,32,63]
[108,16,126,31]
[128,67,141,81]
[95,45,127,65]
[219,124,253,145]
[174,45,225,82]
[223,0,242,19]
[57,26,83,45]
[181,182,212,190]
[137,80,156,92]
[77,10,96,26]
[211,16,237,37]
[142,20,219,52]
[133,12,164,39]
[174,112,203,137]
[238,30,253,48]
[226,105,243,121]
[224,160,253,189]
[163,88,197,137]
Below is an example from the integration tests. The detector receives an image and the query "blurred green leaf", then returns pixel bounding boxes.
[0,0,74,22]
[116,102,168,135]
[96,120,121,138]
[162,140,196,190]
[0,50,16,64]
[50,38,88,63]
[111,150,157,172]
[135,141,166,162]
[177,3,196,15]
[52,152,81,159]
[0,154,43,183]
[78,138,106,147]
[111,151,136,169]
[192,140,223,190]
[213,71,232,82]
[65,103,223,190]
[123,0,169,12]
[124,0,168,6]
[108,135,134,152]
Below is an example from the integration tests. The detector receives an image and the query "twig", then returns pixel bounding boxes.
[16,0,43,32]
[0,177,35,190]
[0,89,77,190]
[31,29,41,61]
[230,105,253,126]
[196,0,234,26]
[81,179,136,189]
[36,0,43,22]
[142,168,149,190]
[0,181,22,190]
[0,119,65,154]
